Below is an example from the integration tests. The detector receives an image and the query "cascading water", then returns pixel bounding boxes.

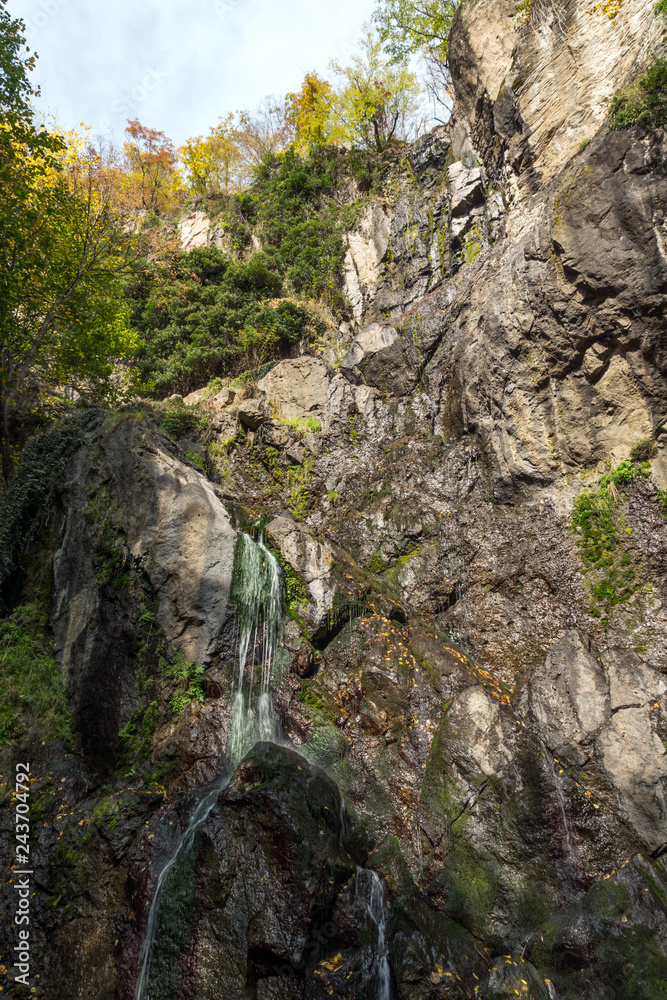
[356,868,391,1000]
[229,532,284,760]
[135,531,285,1000]
[134,778,229,1000]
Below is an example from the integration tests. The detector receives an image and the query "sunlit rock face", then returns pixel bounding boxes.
[6,0,667,998]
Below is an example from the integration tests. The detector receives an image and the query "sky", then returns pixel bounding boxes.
[11,0,379,147]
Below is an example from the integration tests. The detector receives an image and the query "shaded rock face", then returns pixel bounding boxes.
[9,1,667,999]
[50,416,238,769]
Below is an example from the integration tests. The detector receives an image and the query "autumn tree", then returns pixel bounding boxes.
[285,73,333,152]
[0,135,145,483]
[0,11,145,483]
[123,119,180,212]
[179,113,241,195]
[234,96,293,181]
[328,26,422,152]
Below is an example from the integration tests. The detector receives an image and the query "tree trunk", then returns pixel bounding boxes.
[0,392,13,489]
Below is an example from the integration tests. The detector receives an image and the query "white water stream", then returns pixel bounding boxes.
[356,867,391,1000]
[135,532,284,1000]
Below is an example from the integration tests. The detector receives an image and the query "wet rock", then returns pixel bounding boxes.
[177,743,355,999]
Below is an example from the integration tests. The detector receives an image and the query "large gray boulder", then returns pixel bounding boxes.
[257,357,329,421]
[340,323,420,396]
[52,417,238,716]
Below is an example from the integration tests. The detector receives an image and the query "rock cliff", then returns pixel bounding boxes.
[3,0,667,998]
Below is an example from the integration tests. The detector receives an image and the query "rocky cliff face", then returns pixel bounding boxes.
[3,1,667,998]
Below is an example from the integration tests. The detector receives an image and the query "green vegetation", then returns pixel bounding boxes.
[248,144,385,294]
[129,246,310,397]
[0,602,71,746]
[117,701,159,771]
[631,438,658,462]
[0,1,146,485]
[159,398,205,440]
[609,57,667,130]
[0,410,94,584]
[276,414,322,435]
[286,456,315,520]
[571,459,651,617]
[283,562,308,613]
[159,651,205,716]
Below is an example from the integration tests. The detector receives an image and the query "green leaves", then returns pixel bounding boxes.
[328,26,422,152]
[373,0,458,63]
[608,57,667,130]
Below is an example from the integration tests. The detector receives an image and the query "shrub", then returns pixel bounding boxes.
[0,603,72,746]
[630,439,658,462]
[609,58,667,130]
[129,249,311,397]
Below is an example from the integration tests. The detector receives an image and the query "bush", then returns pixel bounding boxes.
[609,58,667,130]
[630,439,658,462]
[129,249,311,397]
[0,603,72,746]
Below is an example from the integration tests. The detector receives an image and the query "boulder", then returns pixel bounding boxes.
[52,418,238,675]
[266,516,337,638]
[236,398,267,429]
[340,323,419,396]
[257,357,329,420]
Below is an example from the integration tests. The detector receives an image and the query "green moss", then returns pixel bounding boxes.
[0,603,72,747]
[159,651,205,716]
[571,459,652,615]
[276,414,322,435]
[117,700,159,771]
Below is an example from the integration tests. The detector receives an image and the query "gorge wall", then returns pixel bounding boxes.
[3,0,667,998]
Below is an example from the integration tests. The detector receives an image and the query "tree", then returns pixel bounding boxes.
[285,73,333,152]
[123,119,180,212]
[0,136,145,483]
[0,11,145,486]
[234,96,293,181]
[328,27,422,152]
[179,113,241,195]
[373,0,458,113]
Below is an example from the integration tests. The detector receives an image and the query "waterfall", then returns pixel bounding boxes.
[135,532,285,1000]
[356,868,391,1000]
[539,739,575,856]
[229,532,284,760]
[134,778,229,1000]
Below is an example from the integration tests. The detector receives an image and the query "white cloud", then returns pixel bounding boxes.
[12,0,378,145]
